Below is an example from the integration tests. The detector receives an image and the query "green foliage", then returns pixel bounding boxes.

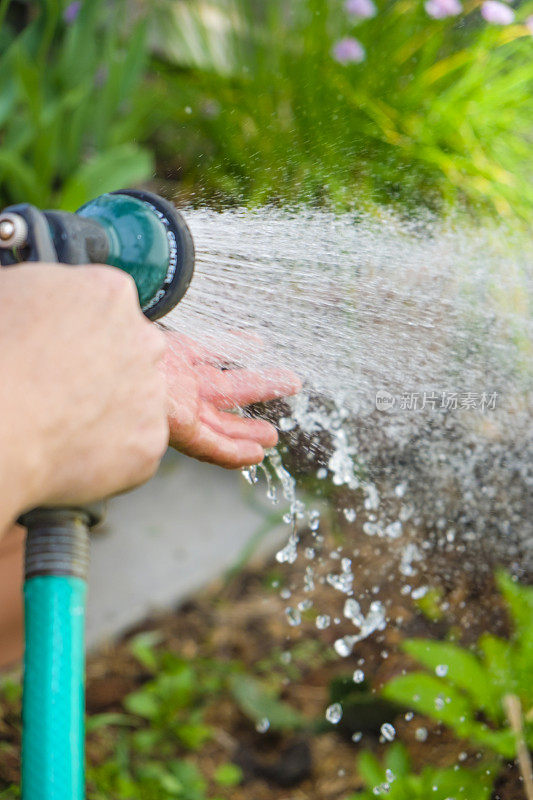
[229,673,307,732]
[0,0,154,209]
[149,0,533,217]
[124,643,233,751]
[382,572,533,758]
[88,754,211,800]
[83,635,249,799]
[348,742,495,799]
[212,762,243,788]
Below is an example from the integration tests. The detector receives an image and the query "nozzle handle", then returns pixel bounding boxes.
[0,204,109,266]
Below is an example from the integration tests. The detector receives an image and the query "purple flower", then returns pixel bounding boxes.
[332,37,366,65]
[63,1,81,24]
[425,0,462,19]
[345,0,377,19]
[525,14,533,32]
[94,66,109,89]
[481,0,515,24]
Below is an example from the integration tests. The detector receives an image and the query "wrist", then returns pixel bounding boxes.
[0,406,45,531]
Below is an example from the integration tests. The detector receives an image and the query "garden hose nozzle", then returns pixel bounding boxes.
[0,188,195,320]
[0,189,195,800]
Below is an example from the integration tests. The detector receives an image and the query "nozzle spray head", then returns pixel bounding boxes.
[0,189,195,320]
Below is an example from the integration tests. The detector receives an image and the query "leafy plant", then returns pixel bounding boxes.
[88,754,213,800]
[229,674,308,732]
[348,741,496,799]
[382,572,533,758]
[0,0,154,209]
[124,634,235,751]
[148,0,533,217]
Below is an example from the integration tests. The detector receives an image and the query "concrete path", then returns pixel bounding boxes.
[87,450,286,647]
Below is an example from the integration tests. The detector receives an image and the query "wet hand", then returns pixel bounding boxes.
[163,331,301,468]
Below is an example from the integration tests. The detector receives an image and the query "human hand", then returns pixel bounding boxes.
[0,263,168,522]
[163,331,301,468]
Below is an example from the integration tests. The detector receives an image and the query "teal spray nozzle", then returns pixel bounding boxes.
[0,188,195,319]
[0,190,195,800]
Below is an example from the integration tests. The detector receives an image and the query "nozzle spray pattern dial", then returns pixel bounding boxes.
[78,190,195,321]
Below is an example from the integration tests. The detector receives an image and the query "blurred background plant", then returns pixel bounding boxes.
[146,0,533,217]
[1,0,533,215]
[0,0,154,209]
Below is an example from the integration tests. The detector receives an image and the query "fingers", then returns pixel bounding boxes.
[170,418,266,469]
[199,403,279,448]
[197,365,302,408]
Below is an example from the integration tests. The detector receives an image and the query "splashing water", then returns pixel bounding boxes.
[164,206,532,580]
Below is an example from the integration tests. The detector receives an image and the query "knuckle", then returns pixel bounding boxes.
[92,266,138,303]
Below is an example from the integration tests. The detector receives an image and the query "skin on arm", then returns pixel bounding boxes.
[0,263,168,539]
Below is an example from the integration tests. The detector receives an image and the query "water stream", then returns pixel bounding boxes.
[163,206,532,722]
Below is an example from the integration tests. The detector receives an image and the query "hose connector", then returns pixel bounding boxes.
[20,505,103,580]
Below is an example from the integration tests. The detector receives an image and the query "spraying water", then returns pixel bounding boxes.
[163,205,532,683]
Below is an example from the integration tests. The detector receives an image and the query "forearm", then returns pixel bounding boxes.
[0,443,32,540]
[0,386,40,540]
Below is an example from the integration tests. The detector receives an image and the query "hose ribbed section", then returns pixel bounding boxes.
[22,509,91,580]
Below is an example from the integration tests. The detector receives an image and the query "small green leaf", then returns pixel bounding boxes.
[86,712,137,733]
[496,572,533,643]
[214,762,243,787]
[229,674,306,731]
[384,742,411,778]
[382,672,474,730]
[356,749,384,788]
[402,639,497,718]
[123,688,159,720]
[129,631,162,672]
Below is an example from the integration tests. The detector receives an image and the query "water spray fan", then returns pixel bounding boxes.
[0,190,195,800]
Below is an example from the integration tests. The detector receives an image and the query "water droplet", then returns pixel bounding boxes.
[405,711,414,721]
[256,717,270,733]
[316,614,331,630]
[334,636,356,657]
[415,727,428,742]
[285,607,301,626]
[380,723,396,742]
[385,521,402,539]
[343,508,357,522]
[436,664,449,677]
[326,702,343,724]
[352,731,362,742]
[353,669,365,683]
[279,416,296,431]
